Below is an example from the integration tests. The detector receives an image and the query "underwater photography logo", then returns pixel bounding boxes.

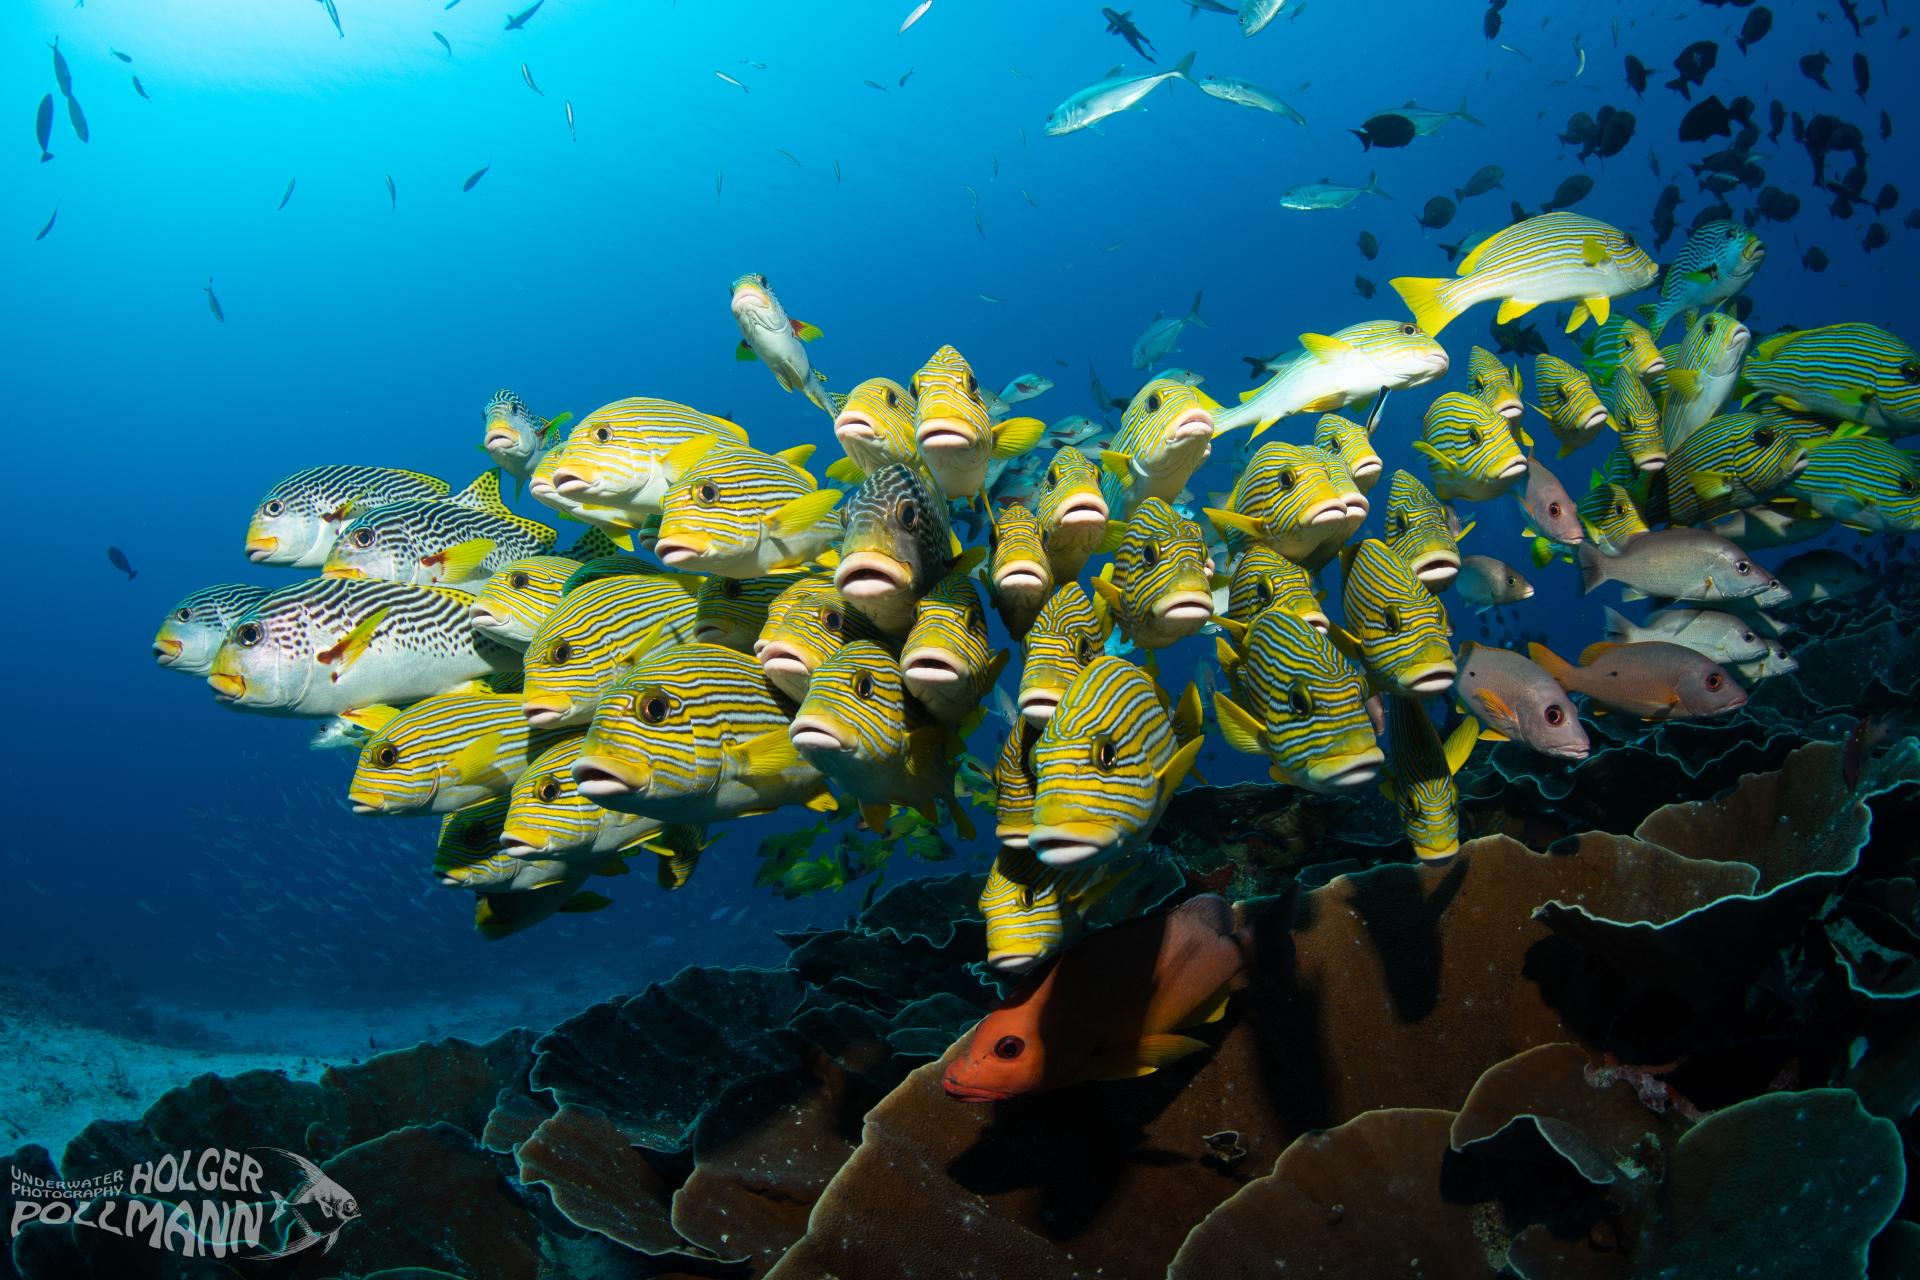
[8,1147,359,1261]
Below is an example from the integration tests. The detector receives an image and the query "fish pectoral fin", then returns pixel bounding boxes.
[1494,297,1539,325]
[1213,694,1263,755]
[1299,392,1349,415]
[1179,982,1235,1028]
[1619,586,1648,601]
[1158,736,1204,801]
[825,457,866,484]
[1090,574,1125,611]
[559,891,613,913]
[1088,1034,1212,1080]
[1096,519,1130,555]
[730,727,802,778]
[1580,236,1610,267]
[1664,369,1699,397]
[1442,716,1481,775]
[1410,441,1455,469]
[432,537,496,582]
[791,319,823,340]
[449,731,504,785]
[860,801,892,833]
[1100,449,1134,483]
[1474,687,1517,724]
[991,416,1046,459]
[735,340,758,362]
[1687,469,1731,500]
[1297,331,1357,362]
[905,725,947,777]
[1204,507,1261,539]
[765,488,842,539]
[803,787,839,813]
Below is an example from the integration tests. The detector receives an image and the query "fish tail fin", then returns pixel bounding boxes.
[1350,129,1373,151]
[1187,288,1207,327]
[1601,604,1635,642]
[1365,170,1391,199]
[1575,541,1610,595]
[1456,96,1485,126]
[1389,276,1457,336]
[1240,355,1268,380]
[1170,50,1196,82]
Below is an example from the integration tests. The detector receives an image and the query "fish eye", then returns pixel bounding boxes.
[350,528,375,549]
[551,640,574,664]
[1279,469,1297,492]
[1401,324,1416,336]
[1465,427,1482,446]
[642,694,670,723]
[1741,630,1755,642]
[537,778,560,802]
[966,373,980,396]
[1093,738,1118,769]
[1146,392,1162,413]
[595,426,612,443]
[854,672,875,700]
[1047,467,1059,485]
[697,482,720,505]
[1545,704,1565,725]
[1547,502,1563,518]
[262,499,285,518]
[1754,427,1776,446]
[898,498,919,529]
[1143,541,1160,567]
[1254,580,1272,606]
[375,744,399,767]
[909,376,920,397]
[1075,634,1093,661]
[509,572,530,590]
[992,1034,1025,1060]
[1902,476,1918,495]
[1901,361,1920,383]
[1287,681,1312,716]
[1622,232,1637,249]
[822,607,845,631]
[1381,606,1400,633]
[176,607,192,622]
[723,579,742,598]
[1703,317,1717,334]
[235,622,263,647]
[1705,672,1725,691]
[1505,576,1517,587]
[1391,515,1406,536]
[1733,559,1752,575]
[885,386,899,407]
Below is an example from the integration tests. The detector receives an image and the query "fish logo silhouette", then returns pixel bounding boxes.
[248,1149,360,1259]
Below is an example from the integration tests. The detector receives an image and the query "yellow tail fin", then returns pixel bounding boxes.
[1390,276,1459,337]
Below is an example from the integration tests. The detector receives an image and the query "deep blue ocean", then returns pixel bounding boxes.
[6,0,1914,1017]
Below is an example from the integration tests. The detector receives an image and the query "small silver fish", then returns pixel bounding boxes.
[715,71,749,92]
[521,63,545,96]
[565,100,575,140]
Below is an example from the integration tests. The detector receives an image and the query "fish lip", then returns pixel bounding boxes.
[1058,494,1110,526]
[916,418,977,452]
[986,952,1043,975]
[1171,409,1215,440]
[1343,494,1371,518]
[994,561,1049,595]
[153,639,183,665]
[1409,553,1459,585]
[1305,749,1388,788]
[693,623,732,645]
[350,800,382,815]
[1154,592,1215,622]
[903,649,964,684]
[757,642,812,680]
[321,564,366,580]
[1636,455,1668,472]
[1497,458,1529,480]
[833,413,877,443]
[550,470,594,496]
[1349,458,1383,478]
[245,535,278,560]
[654,539,704,566]
[834,552,909,600]
[1307,499,1349,525]
[529,477,560,499]
[572,755,647,799]
[208,672,246,701]
[941,1075,1012,1103]
[1414,842,1460,864]
[498,835,544,857]
[522,697,572,728]
[1018,690,1060,724]
[1031,827,1114,867]
[1403,664,1460,695]
[483,428,520,451]
[1579,408,1610,432]
[788,718,847,753]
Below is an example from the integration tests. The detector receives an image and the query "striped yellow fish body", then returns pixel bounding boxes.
[987,501,1052,639]
[1582,316,1666,386]
[1094,498,1215,650]
[501,736,662,864]
[1036,446,1114,583]
[755,574,891,699]
[1225,544,1326,633]
[1384,470,1468,589]
[1578,475,1652,548]
[574,642,828,823]
[1531,355,1610,457]
[1785,435,1920,533]
[348,693,565,814]
[154,584,268,676]
[1207,441,1360,570]
[993,718,1042,847]
[434,796,512,886]
[444,844,580,893]
[790,640,969,835]
[977,842,1128,975]
[1754,396,1859,446]
[1742,322,1920,434]
[1663,412,1808,525]
[911,345,1045,502]
[526,435,656,545]
[1017,583,1109,724]
[1658,311,1750,452]
[1313,412,1383,494]
[1217,320,1450,438]
[1339,539,1457,697]
[1029,656,1200,867]
[521,576,700,729]
[695,575,789,651]
[467,555,579,648]
[651,824,714,891]
[246,465,449,568]
[1468,346,1524,421]
[538,398,749,518]
[1389,211,1658,336]
[1380,697,1477,863]
[321,470,555,585]
[655,444,841,578]
[836,461,956,635]
[482,389,556,485]
[209,580,516,716]
[903,570,1009,725]
[1102,378,1220,513]
[1415,392,1528,502]
[1601,365,1668,471]
[1212,609,1383,792]
[830,378,919,482]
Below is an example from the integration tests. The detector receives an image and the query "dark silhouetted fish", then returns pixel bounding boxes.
[1837,0,1862,37]
[205,277,224,322]
[1863,222,1889,253]
[1688,202,1734,234]
[1800,53,1831,90]
[132,74,149,99]
[1754,186,1799,222]
[1768,100,1785,142]
[1558,111,1595,148]
[1483,3,1500,40]
[434,30,451,55]
[463,165,489,191]
[107,547,136,581]
[1802,246,1829,272]
[1357,229,1379,260]
[110,47,131,63]
[1879,110,1892,142]
[1736,7,1771,53]
[1667,41,1716,100]
[1580,106,1635,160]
[1354,275,1377,299]
[1102,8,1156,62]
[1651,184,1681,249]
[50,36,72,98]
[1454,164,1503,201]
[1542,174,1592,211]
[1872,184,1898,213]
[1489,317,1549,357]
[505,0,544,30]
[1624,54,1648,99]
[1679,95,1732,143]
[277,177,296,211]
[35,94,53,162]
[35,209,56,241]
[1416,195,1456,229]
[1351,112,1415,150]
[385,173,396,210]
[66,94,88,143]
[1853,53,1869,100]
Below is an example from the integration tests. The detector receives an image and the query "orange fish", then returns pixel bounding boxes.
[1529,639,1747,721]
[942,894,1255,1102]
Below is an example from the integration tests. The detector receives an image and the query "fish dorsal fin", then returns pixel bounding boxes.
[1298,332,1356,362]
[450,469,509,514]
[1456,235,1497,275]
[1578,640,1625,665]
[1103,64,1126,79]
[1753,332,1793,361]
[400,470,452,497]
[663,433,721,477]
[775,443,817,468]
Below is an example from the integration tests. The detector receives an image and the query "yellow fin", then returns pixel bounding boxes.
[340,704,400,734]
[318,607,391,679]
[662,433,720,477]
[792,320,824,341]
[1171,682,1203,745]
[1100,450,1134,483]
[1687,470,1730,501]
[450,469,511,516]
[1578,640,1625,665]
[905,724,947,778]
[1299,392,1349,415]
[1410,440,1454,469]
[775,443,817,468]
[825,457,866,484]
[1097,519,1129,555]
[1213,694,1263,755]
[1495,297,1538,325]
[1456,236,1496,275]
[431,537,496,582]
[1204,507,1262,539]
[1298,332,1356,362]
[730,727,801,778]
[803,787,838,812]
[952,545,987,576]
[1474,687,1516,724]
[766,488,842,539]
[1753,332,1793,360]
[1390,276,1459,337]
[1442,716,1479,775]
[1159,736,1204,802]
[1580,236,1609,267]
[1181,983,1234,1028]
[1583,295,1610,328]
[448,730,504,786]
[860,801,892,833]
[1666,369,1700,397]
[991,417,1046,459]
[1090,574,1124,611]
[1088,1033,1211,1080]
